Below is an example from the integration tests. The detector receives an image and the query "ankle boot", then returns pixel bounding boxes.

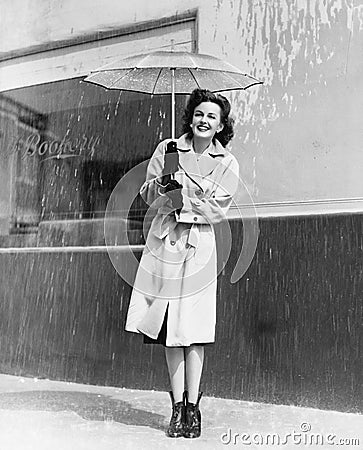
[166,391,185,438]
[184,391,203,438]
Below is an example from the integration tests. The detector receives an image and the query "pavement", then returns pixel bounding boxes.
[0,374,362,450]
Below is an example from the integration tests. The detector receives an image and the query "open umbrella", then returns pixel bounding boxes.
[83,50,262,139]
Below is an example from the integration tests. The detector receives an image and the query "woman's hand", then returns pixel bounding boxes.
[163,180,184,213]
[163,141,179,176]
[163,179,182,193]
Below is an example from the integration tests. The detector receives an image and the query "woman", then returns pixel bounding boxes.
[125,89,239,438]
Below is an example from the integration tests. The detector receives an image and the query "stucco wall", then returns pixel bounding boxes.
[1,0,363,207]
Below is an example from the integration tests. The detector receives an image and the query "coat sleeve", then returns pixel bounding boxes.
[176,155,240,225]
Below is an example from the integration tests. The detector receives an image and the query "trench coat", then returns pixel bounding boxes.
[125,133,239,346]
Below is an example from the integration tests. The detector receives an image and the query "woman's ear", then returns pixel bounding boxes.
[217,123,224,133]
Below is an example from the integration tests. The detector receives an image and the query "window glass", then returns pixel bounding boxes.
[0,79,186,247]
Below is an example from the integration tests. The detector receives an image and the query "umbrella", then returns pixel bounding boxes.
[83,50,262,139]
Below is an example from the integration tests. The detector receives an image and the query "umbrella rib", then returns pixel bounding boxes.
[222,70,245,87]
[151,68,163,94]
[108,68,135,89]
[218,70,260,89]
[189,69,201,89]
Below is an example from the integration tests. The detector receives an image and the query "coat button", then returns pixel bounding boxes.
[195,189,202,196]
[193,217,198,222]
[170,240,176,246]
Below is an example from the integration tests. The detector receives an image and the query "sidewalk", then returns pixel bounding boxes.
[0,374,362,450]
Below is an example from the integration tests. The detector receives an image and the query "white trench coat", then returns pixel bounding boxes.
[125,133,239,346]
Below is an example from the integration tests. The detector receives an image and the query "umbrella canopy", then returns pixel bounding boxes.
[84,50,262,139]
[84,51,262,94]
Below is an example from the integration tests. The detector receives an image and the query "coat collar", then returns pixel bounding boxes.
[175,134,227,178]
[175,133,227,157]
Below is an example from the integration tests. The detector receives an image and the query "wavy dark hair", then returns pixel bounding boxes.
[181,89,235,147]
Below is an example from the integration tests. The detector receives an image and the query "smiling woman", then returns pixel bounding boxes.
[182,89,235,150]
[125,88,240,439]
[191,103,224,143]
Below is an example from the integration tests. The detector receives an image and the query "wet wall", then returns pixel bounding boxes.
[0,214,362,413]
[205,0,363,205]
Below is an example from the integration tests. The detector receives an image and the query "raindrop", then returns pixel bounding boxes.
[114,92,123,116]
[78,92,84,108]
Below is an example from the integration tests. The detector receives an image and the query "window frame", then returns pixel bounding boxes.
[0,13,198,250]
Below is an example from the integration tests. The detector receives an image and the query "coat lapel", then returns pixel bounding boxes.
[176,134,227,179]
[178,151,201,178]
[197,154,220,177]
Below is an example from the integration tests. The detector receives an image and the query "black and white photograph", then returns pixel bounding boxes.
[0,1,362,449]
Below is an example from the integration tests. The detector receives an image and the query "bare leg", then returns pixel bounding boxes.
[165,347,185,403]
[185,345,204,403]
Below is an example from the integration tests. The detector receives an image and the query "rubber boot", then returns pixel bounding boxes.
[166,391,185,438]
[184,391,203,438]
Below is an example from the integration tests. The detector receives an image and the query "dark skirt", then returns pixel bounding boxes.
[143,306,212,347]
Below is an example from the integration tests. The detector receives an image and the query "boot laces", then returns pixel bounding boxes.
[171,403,183,421]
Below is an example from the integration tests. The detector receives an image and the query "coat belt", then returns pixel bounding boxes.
[151,214,200,248]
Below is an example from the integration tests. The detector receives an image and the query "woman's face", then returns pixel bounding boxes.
[190,101,224,140]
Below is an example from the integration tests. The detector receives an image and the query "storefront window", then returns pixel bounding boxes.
[0,79,186,247]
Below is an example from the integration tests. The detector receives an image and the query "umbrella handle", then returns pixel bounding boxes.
[171,68,175,141]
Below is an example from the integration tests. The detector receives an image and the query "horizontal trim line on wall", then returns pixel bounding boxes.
[1,198,362,253]
[228,197,363,219]
[0,245,144,254]
[0,10,198,63]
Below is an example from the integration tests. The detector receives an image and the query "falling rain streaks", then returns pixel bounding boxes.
[213,0,362,128]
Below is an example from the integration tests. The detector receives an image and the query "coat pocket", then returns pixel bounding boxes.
[193,226,215,265]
